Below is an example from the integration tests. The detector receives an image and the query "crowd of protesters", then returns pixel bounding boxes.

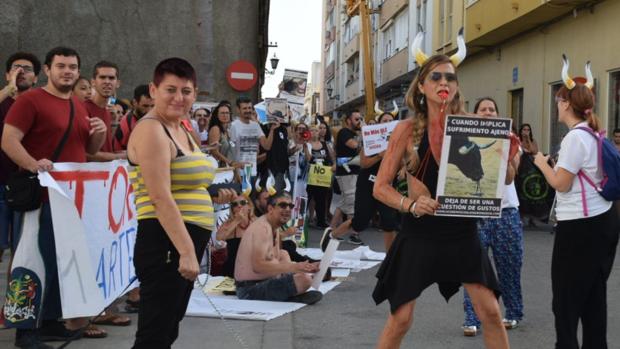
[0,44,618,349]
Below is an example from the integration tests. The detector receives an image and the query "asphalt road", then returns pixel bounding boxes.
[1,224,619,349]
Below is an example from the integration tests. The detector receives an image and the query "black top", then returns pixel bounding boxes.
[267,125,289,174]
[310,141,332,166]
[403,130,475,238]
[335,127,360,175]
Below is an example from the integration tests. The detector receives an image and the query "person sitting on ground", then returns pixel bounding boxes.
[234,192,322,304]
[216,194,256,278]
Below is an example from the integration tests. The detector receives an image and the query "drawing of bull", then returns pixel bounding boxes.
[448,135,496,196]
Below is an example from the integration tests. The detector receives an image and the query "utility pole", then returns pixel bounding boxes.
[346,0,375,122]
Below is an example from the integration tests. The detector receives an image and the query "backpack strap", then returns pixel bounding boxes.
[572,126,607,216]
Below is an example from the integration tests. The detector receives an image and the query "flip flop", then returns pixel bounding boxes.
[92,313,131,327]
[83,324,108,339]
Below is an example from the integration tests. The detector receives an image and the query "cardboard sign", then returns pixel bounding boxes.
[307,164,333,188]
[361,121,399,156]
[435,115,512,218]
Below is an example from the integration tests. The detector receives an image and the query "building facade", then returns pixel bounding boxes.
[320,0,617,152]
[0,0,271,104]
[320,0,433,120]
[453,0,616,153]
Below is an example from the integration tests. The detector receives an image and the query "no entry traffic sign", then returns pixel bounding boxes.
[226,60,258,91]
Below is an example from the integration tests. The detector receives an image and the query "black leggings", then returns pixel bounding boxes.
[552,208,619,349]
[306,185,329,226]
[132,219,211,349]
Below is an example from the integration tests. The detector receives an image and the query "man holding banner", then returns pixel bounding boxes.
[1,47,107,348]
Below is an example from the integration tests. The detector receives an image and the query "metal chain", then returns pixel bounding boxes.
[196,241,251,349]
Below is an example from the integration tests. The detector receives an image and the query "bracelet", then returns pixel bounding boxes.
[399,196,406,212]
[409,201,420,218]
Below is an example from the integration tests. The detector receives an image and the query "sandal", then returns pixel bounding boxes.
[92,313,131,327]
[124,299,139,313]
[83,324,108,339]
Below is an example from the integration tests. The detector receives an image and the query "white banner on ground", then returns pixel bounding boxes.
[39,161,138,318]
[361,120,399,156]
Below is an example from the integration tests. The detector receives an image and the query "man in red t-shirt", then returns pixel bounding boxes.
[85,60,126,161]
[1,46,106,348]
[113,84,153,151]
[1,52,41,262]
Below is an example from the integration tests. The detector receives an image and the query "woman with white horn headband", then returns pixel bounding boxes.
[533,55,618,348]
[371,28,509,348]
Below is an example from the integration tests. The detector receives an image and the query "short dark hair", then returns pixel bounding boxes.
[44,46,81,69]
[93,60,119,79]
[133,84,151,101]
[6,52,41,75]
[344,109,360,120]
[236,96,252,108]
[267,191,292,207]
[613,128,620,135]
[152,57,196,87]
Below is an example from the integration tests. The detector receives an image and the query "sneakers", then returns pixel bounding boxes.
[502,319,519,329]
[288,290,323,305]
[320,227,332,252]
[348,234,364,245]
[15,329,54,349]
[462,325,478,337]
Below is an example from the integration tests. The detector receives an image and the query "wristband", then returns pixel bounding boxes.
[399,196,406,212]
[409,201,420,218]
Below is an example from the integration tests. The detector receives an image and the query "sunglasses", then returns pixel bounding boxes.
[230,199,248,208]
[276,202,295,209]
[428,72,458,83]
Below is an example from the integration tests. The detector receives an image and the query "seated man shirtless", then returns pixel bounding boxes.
[234,192,322,304]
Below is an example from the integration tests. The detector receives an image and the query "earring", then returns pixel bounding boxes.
[420,95,425,105]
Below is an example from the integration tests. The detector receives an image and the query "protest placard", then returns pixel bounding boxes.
[361,120,399,156]
[435,115,512,218]
[279,69,307,122]
[37,161,137,318]
[264,98,289,124]
[307,163,333,187]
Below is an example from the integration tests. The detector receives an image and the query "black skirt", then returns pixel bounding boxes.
[372,215,500,313]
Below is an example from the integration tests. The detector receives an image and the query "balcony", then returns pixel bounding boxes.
[466,0,598,50]
[381,48,408,85]
[379,0,409,28]
[343,34,360,62]
[345,80,361,102]
[325,61,335,81]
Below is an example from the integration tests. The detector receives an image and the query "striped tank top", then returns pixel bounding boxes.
[130,122,217,231]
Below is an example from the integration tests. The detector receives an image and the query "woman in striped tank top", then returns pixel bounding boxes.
[127,58,236,349]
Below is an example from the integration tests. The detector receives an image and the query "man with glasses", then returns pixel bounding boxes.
[1,52,40,266]
[234,192,322,304]
[332,109,363,245]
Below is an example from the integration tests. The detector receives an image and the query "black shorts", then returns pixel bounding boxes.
[351,173,399,232]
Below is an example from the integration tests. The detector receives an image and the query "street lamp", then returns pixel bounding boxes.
[326,87,339,100]
[266,52,279,75]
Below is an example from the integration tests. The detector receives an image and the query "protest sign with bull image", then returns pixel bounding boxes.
[278,69,307,123]
[436,115,512,218]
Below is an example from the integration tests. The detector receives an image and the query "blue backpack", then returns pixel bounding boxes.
[573,127,620,209]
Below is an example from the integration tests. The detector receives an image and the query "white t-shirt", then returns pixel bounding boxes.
[501,182,519,209]
[229,119,264,176]
[555,122,612,220]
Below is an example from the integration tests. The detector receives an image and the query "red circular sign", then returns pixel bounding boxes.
[226,60,258,91]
